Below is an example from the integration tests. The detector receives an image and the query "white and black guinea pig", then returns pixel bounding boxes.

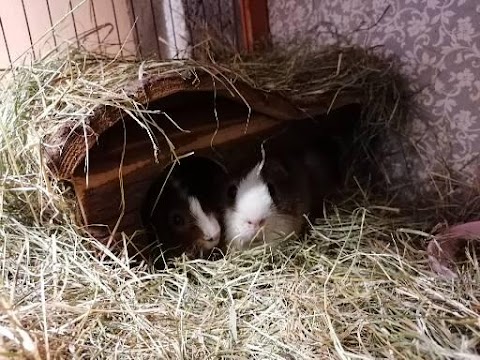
[142,156,228,263]
[223,135,341,250]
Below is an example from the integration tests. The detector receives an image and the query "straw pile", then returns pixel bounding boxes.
[1,45,479,359]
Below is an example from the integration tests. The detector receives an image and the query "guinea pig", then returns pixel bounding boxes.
[223,136,341,251]
[142,156,228,264]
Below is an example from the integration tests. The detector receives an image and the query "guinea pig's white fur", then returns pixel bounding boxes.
[224,162,300,250]
[187,195,221,249]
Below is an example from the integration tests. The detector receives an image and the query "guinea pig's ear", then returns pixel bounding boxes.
[264,158,288,179]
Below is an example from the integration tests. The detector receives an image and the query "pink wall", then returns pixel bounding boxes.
[0,0,137,68]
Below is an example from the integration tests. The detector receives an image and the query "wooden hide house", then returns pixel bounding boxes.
[42,71,361,261]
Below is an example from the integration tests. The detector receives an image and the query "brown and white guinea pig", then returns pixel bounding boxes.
[223,133,342,251]
[142,156,228,264]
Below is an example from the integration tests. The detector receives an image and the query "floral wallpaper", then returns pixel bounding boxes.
[181,0,238,54]
[268,0,480,194]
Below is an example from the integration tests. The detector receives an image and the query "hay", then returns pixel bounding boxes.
[1,45,479,359]
[1,205,479,358]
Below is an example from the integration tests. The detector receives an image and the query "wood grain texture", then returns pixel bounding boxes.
[126,0,160,58]
[43,71,360,261]
[69,114,287,262]
[71,111,285,239]
[43,72,306,180]
[236,0,270,51]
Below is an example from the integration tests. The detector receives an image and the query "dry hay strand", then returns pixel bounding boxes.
[3,39,411,158]
[0,41,411,223]
[202,40,413,187]
[1,45,478,359]
[1,204,479,359]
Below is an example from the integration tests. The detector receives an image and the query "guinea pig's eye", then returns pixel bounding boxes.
[169,211,186,229]
[267,182,276,200]
[227,185,237,200]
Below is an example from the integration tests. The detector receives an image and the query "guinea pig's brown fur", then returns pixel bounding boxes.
[142,156,228,266]
[222,129,342,249]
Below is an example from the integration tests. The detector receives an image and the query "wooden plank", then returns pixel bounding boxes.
[124,0,191,59]
[235,0,270,51]
[43,73,306,180]
[71,112,285,242]
[125,0,162,58]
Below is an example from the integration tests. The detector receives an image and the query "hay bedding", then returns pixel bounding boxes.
[0,46,479,359]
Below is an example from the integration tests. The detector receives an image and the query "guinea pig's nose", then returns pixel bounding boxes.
[248,219,266,228]
[206,232,220,243]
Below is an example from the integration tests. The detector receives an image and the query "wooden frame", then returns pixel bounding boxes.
[43,72,315,259]
[127,0,272,58]
[236,0,271,51]
[43,68,360,261]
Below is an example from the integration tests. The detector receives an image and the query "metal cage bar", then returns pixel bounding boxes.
[0,0,270,68]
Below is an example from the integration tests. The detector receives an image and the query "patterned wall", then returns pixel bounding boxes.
[268,0,480,194]
[182,0,238,53]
